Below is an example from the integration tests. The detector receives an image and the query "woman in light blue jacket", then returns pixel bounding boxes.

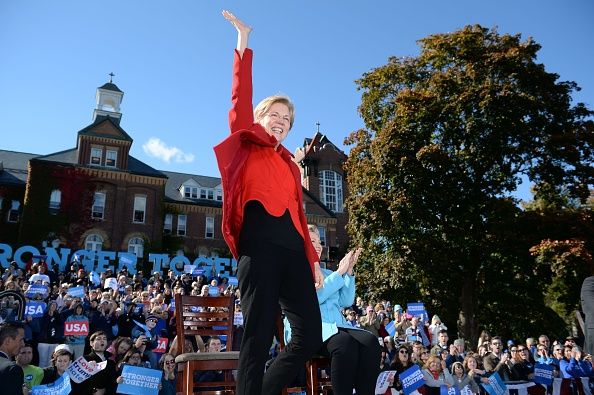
[285,225,381,395]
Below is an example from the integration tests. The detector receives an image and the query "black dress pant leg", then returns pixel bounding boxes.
[262,247,322,395]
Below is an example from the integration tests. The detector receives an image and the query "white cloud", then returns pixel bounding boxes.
[142,137,195,164]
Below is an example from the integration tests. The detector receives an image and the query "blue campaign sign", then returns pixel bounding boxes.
[407,302,429,322]
[32,372,71,395]
[26,284,49,298]
[228,277,238,286]
[117,365,161,395]
[400,364,426,395]
[481,372,507,395]
[533,363,554,386]
[67,286,85,298]
[441,385,460,395]
[25,301,47,318]
[208,286,220,296]
[385,320,396,337]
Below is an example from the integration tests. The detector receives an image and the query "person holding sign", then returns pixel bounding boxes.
[285,226,381,395]
[217,11,323,395]
[64,303,88,359]
[40,348,72,385]
[421,355,454,395]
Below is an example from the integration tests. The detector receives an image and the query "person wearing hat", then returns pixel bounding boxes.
[360,305,381,337]
[131,314,160,368]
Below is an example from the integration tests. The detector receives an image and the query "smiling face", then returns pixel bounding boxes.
[258,102,291,146]
[308,230,323,259]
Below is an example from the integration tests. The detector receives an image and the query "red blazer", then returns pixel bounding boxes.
[214,48,318,277]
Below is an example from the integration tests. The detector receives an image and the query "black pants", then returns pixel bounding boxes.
[236,202,322,395]
[321,328,382,395]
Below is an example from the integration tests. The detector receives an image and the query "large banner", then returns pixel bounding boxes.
[0,242,238,276]
[116,365,161,395]
[31,373,71,395]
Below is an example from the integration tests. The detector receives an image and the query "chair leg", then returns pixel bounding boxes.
[185,362,194,395]
[306,360,317,395]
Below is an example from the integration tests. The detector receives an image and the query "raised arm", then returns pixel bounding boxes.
[222,10,252,58]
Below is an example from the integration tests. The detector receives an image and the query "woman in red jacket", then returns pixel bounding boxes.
[215,11,323,395]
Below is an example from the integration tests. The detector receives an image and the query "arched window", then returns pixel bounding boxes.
[85,234,103,251]
[319,170,343,213]
[128,237,144,257]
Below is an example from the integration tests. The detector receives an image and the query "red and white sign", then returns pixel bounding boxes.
[66,356,107,383]
[154,337,169,354]
[64,321,89,336]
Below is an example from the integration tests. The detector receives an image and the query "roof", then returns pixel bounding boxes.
[32,148,167,178]
[98,82,123,93]
[161,170,223,206]
[77,117,133,142]
[303,188,337,218]
[0,150,39,186]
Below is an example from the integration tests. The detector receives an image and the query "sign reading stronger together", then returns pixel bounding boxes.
[0,243,238,276]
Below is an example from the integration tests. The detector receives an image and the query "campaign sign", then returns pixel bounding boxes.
[104,277,118,291]
[31,372,71,395]
[66,357,107,383]
[67,286,85,298]
[169,300,175,312]
[385,320,396,337]
[208,286,220,296]
[375,371,396,394]
[153,337,169,354]
[460,385,473,395]
[117,365,161,395]
[407,302,429,322]
[26,284,49,298]
[533,363,554,386]
[400,364,426,395]
[64,320,89,336]
[184,264,196,274]
[481,372,507,395]
[228,277,238,286]
[234,311,243,326]
[25,301,47,318]
[441,385,460,395]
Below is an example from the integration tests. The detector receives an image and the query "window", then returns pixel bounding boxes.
[105,149,117,167]
[49,189,61,214]
[200,189,207,199]
[177,215,187,236]
[183,186,198,198]
[90,147,102,165]
[133,196,146,223]
[205,217,214,239]
[7,200,20,223]
[319,170,344,213]
[163,214,173,234]
[92,192,106,219]
[85,234,103,251]
[318,226,327,246]
[215,190,223,201]
[128,237,144,257]
[207,190,214,200]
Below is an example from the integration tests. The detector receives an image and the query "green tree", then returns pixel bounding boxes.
[345,25,594,343]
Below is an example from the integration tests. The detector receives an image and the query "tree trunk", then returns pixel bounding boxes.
[458,274,479,347]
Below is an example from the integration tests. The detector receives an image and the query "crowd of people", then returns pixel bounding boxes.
[0,258,239,394]
[0,257,592,394]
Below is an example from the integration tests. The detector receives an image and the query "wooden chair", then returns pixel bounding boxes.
[174,293,240,395]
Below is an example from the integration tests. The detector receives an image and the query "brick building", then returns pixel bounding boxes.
[0,81,349,268]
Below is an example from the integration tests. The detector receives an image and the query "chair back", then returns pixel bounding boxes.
[0,290,26,323]
[174,293,235,354]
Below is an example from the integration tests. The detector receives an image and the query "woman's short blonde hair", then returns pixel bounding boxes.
[254,95,295,129]
[307,224,320,236]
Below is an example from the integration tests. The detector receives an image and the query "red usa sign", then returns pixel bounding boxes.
[64,321,89,336]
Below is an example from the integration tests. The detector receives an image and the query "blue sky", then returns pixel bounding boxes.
[1,1,592,202]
